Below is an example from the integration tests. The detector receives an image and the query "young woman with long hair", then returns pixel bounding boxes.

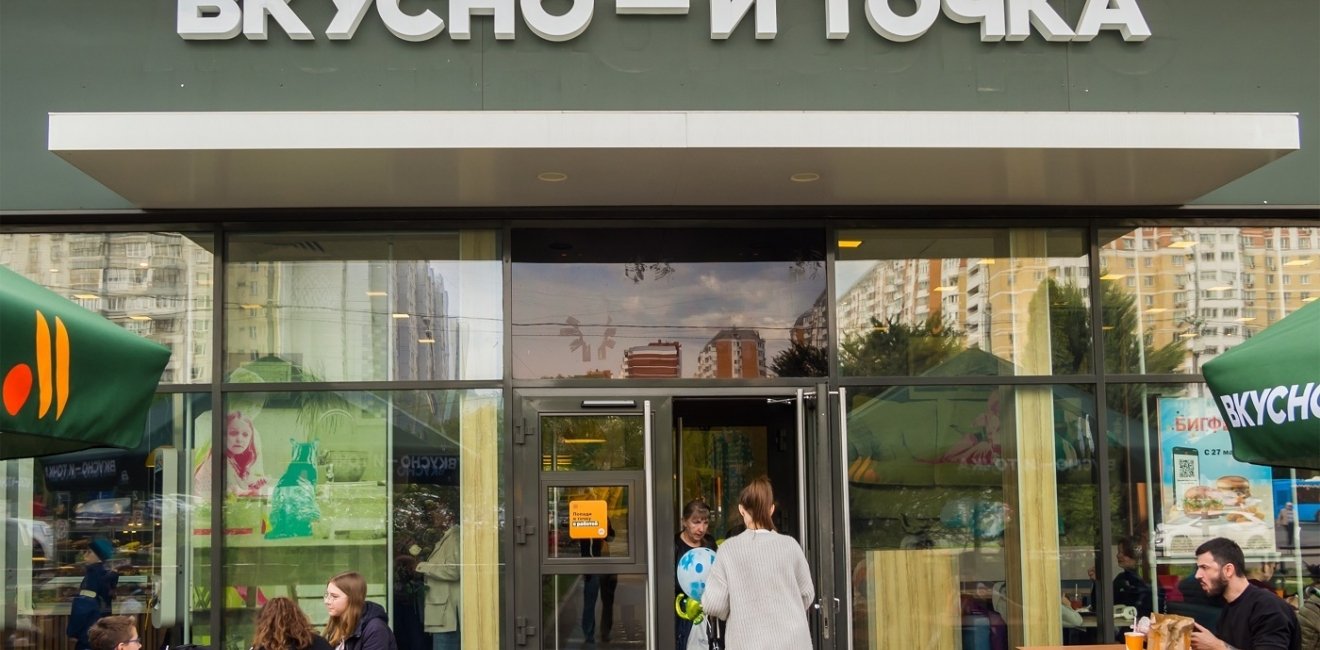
[251,597,331,650]
[323,571,397,650]
[700,477,814,650]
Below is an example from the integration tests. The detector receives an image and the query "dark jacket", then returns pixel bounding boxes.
[68,562,119,649]
[344,602,398,650]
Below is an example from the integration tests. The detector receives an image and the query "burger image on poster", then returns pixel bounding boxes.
[1215,475,1252,507]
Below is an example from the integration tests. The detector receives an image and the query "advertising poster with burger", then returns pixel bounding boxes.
[1153,397,1277,557]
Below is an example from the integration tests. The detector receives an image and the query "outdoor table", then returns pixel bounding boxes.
[1018,645,1124,650]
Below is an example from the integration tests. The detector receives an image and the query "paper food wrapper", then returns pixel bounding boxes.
[1147,613,1195,650]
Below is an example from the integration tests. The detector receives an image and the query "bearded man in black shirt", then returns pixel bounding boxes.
[1190,537,1299,650]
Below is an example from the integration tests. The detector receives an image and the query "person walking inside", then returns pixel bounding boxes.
[252,596,333,650]
[675,499,717,650]
[324,571,399,650]
[701,477,814,650]
[68,538,119,650]
[1190,537,1299,650]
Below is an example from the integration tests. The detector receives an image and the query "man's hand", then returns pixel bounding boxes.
[1191,622,1227,650]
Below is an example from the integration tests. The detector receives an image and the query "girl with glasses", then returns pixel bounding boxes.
[324,571,398,650]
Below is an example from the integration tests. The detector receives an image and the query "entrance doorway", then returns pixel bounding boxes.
[673,397,802,544]
[510,389,847,650]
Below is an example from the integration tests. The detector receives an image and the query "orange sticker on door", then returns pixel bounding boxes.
[568,499,608,539]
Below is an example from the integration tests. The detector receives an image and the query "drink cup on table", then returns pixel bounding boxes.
[1125,631,1146,650]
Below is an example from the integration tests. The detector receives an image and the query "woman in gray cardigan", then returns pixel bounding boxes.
[701,477,814,650]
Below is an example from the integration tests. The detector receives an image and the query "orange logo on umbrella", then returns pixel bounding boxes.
[3,310,70,418]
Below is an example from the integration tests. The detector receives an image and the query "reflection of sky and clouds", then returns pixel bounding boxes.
[513,261,825,379]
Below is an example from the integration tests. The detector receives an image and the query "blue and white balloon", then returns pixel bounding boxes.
[676,547,716,601]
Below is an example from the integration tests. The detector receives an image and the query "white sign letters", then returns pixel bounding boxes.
[177,0,1150,43]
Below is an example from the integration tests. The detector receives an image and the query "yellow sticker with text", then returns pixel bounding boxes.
[568,500,608,540]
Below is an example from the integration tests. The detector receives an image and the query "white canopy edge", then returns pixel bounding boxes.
[48,110,1300,208]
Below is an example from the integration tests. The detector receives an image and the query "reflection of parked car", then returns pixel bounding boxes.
[1153,511,1274,556]
[4,517,55,559]
[75,497,133,525]
[145,494,205,521]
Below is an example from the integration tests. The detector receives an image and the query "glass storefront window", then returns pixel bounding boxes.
[212,389,502,650]
[545,485,632,560]
[844,383,1102,647]
[836,228,1090,377]
[225,232,502,382]
[1098,226,1318,374]
[1104,382,1316,635]
[0,232,215,383]
[541,574,649,648]
[512,228,827,380]
[0,393,207,650]
[542,415,644,472]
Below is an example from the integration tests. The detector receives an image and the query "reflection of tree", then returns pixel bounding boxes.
[769,340,828,377]
[1037,278,1185,415]
[839,315,964,376]
[624,261,675,283]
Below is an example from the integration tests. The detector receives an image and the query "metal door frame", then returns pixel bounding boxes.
[510,386,849,650]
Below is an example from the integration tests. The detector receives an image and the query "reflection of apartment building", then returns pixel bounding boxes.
[835,226,1315,376]
[792,291,829,349]
[695,328,766,378]
[226,259,449,380]
[622,341,681,378]
[1109,226,1317,372]
[0,233,211,383]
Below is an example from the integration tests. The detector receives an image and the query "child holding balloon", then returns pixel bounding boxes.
[675,499,717,649]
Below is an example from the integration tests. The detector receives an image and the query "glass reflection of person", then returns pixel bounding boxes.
[193,411,269,497]
[580,520,617,645]
[1090,537,1155,620]
[417,507,461,650]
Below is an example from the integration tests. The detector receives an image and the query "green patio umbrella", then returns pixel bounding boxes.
[1203,300,1320,470]
[1,265,171,459]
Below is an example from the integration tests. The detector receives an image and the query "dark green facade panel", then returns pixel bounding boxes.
[1,0,1316,209]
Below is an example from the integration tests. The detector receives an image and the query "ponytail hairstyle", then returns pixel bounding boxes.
[738,476,776,532]
[323,571,367,647]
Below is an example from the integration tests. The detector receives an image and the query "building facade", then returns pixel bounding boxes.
[1,1,1318,650]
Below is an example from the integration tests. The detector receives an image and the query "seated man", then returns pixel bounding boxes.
[1189,537,1299,650]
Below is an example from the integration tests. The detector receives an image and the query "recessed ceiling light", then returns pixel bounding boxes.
[537,171,568,182]
[49,268,59,273]
[392,313,410,319]
[366,291,387,297]
[138,262,149,268]
[1167,241,1197,249]
[838,240,863,249]
[418,337,435,344]
[790,172,820,183]
[128,315,152,321]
